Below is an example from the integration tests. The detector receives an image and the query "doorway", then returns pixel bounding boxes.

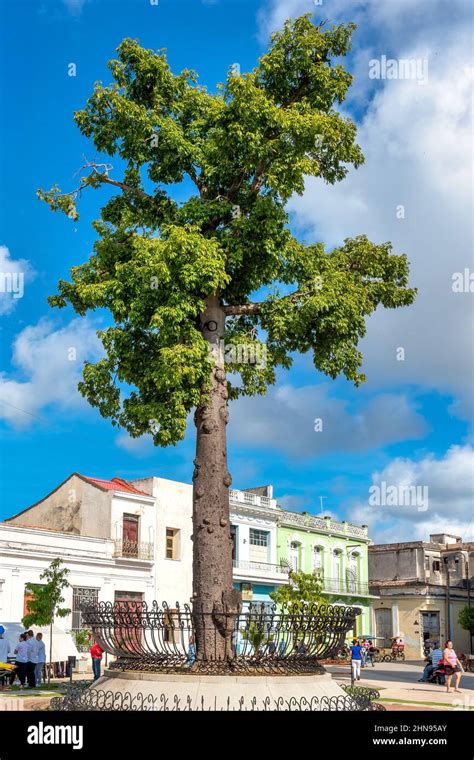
[421,611,440,645]
[375,608,392,648]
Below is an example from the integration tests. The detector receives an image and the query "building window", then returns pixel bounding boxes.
[333,550,342,591]
[249,529,270,564]
[347,552,359,593]
[122,514,139,557]
[432,560,441,572]
[313,546,323,572]
[166,528,181,560]
[230,525,237,561]
[114,591,144,648]
[72,587,99,649]
[249,529,268,547]
[289,542,300,572]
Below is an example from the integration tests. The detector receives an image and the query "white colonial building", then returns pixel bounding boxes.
[0,474,157,635]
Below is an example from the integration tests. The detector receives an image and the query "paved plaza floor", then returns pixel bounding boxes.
[325,660,474,711]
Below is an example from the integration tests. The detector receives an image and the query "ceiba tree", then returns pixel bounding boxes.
[40,15,416,659]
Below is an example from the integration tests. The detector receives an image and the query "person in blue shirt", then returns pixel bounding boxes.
[350,638,362,682]
[418,644,443,683]
[186,636,196,667]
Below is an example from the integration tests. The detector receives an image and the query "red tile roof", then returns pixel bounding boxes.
[83,476,149,496]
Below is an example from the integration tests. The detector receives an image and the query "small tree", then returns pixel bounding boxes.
[270,569,326,651]
[239,621,274,658]
[458,606,474,633]
[270,569,325,608]
[73,629,91,652]
[458,605,474,655]
[22,559,71,684]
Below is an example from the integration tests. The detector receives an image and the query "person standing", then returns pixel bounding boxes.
[90,640,103,680]
[361,638,369,668]
[0,626,9,664]
[0,627,10,689]
[350,638,362,682]
[14,634,29,688]
[25,630,37,688]
[367,640,377,667]
[34,633,46,687]
[186,636,196,667]
[443,640,462,693]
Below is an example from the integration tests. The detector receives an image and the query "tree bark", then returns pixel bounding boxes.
[192,296,241,662]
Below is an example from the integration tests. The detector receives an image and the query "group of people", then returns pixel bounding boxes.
[419,640,464,693]
[0,630,46,688]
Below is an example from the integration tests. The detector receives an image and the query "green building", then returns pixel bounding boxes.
[276,511,375,636]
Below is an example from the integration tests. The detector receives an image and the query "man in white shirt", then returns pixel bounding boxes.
[34,633,46,686]
[26,630,37,688]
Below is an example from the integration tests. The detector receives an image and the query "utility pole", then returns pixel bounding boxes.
[444,556,451,642]
[465,554,472,654]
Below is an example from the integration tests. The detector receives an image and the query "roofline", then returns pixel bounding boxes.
[0,521,113,543]
[4,472,90,522]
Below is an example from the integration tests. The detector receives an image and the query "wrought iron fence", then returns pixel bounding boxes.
[80,600,360,674]
[51,680,384,712]
[322,577,370,596]
[113,539,154,560]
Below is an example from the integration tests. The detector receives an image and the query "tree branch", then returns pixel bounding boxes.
[96,173,151,199]
[223,290,308,316]
[223,303,262,316]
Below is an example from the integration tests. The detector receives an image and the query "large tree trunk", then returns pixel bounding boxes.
[192,296,241,662]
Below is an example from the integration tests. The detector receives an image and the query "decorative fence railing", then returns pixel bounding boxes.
[113,540,154,560]
[81,600,360,675]
[50,680,384,712]
[322,577,370,596]
[232,559,289,574]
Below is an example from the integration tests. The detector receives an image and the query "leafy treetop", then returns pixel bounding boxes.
[39,15,416,446]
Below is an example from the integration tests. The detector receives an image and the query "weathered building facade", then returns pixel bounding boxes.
[369,533,473,659]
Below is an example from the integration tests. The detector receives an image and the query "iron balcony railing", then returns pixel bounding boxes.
[322,576,370,596]
[113,539,154,561]
[233,559,289,575]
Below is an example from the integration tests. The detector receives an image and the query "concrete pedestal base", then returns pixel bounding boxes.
[90,669,357,711]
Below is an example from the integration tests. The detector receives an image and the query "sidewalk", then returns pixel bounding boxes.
[326,661,474,711]
[0,673,93,711]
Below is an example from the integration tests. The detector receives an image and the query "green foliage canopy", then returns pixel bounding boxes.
[270,568,325,608]
[22,559,71,629]
[39,15,416,446]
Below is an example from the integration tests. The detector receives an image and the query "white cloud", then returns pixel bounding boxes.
[285,33,474,416]
[0,246,36,316]
[115,433,155,455]
[63,0,87,15]
[0,318,102,428]
[257,0,316,43]
[230,383,427,457]
[352,445,474,542]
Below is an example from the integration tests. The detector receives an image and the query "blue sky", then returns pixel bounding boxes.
[0,0,472,542]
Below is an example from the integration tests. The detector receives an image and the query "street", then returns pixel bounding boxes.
[326,660,474,710]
